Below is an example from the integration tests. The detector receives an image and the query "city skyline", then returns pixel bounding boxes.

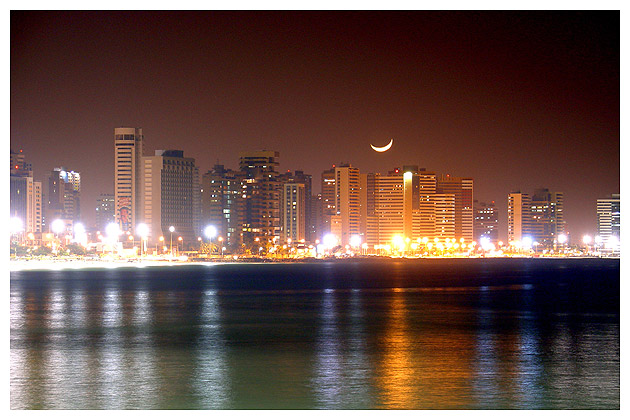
[10,11,620,239]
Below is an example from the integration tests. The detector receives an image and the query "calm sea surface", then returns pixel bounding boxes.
[10,258,619,409]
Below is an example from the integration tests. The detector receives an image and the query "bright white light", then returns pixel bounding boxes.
[480,236,491,249]
[136,223,149,238]
[169,226,175,233]
[74,222,85,235]
[521,236,533,249]
[323,233,337,249]
[51,219,65,234]
[10,217,23,234]
[350,235,362,248]
[595,235,603,244]
[204,225,217,239]
[558,234,567,244]
[582,235,592,245]
[105,222,120,240]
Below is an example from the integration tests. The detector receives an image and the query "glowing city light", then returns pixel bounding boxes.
[323,233,337,249]
[10,217,24,234]
[136,223,149,238]
[51,219,65,234]
[350,235,362,248]
[204,225,217,239]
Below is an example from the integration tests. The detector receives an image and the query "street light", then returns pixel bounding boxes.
[204,225,217,257]
[178,236,183,257]
[136,223,149,257]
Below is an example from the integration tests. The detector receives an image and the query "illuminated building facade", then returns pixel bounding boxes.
[95,194,115,232]
[473,200,499,242]
[278,170,313,241]
[114,127,144,234]
[319,166,337,241]
[140,150,199,246]
[10,149,42,234]
[281,183,306,243]
[507,192,531,243]
[335,164,361,246]
[597,193,620,249]
[48,167,81,225]
[239,150,281,246]
[437,175,474,242]
[529,188,564,247]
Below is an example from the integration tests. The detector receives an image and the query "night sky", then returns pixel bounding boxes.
[10,11,620,240]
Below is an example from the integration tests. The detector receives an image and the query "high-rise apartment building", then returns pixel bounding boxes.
[597,194,620,247]
[529,188,564,246]
[140,150,199,246]
[281,183,306,243]
[507,192,531,243]
[114,127,144,234]
[278,170,313,241]
[201,164,245,248]
[334,164,361,246]
[473,200,499,242]
[319,166,337,240]
[95,194,115,232]
[10,149,42,234]
[48,167,81,224]
[437,175,474,242]
[239,150,281,246]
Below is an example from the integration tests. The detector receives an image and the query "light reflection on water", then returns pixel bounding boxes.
[10,262,619,409]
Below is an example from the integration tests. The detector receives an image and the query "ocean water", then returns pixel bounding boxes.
[10,258,619,409]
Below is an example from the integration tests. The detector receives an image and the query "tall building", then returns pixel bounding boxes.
[239,150,281,246]
[473,200,499,242]
[95,194,115,232]
[140,150,199,246]
[114,127,144,234]
[200,164,245,248]
[437,175,474,242]
[530,188,565,246]
[278,170,313,241]
[319,166,337,240]
[597,194,620,247]
[507,192,531,243]
[334,164,361,246]
[10,149,42,234]
[281,183,306,243]
[47,167,81,224]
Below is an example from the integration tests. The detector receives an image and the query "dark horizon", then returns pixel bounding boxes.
[10,11,620,240]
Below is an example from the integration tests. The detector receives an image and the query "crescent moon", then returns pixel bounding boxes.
[370,138,393,152]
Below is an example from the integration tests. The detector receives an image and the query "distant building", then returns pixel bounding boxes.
[530,188,565,247]
[334,164,361,246]
[319,166,337,241]
[95,194,115,232]
[597,193,620,249]
[140,150,199,246]
[10,149,42,234]
[507,192,531,244]
[473,200,499,243]
[47,167,81,225]
[281,183,306,243]
[278,170,313,241]
[239,150,281,247]
[437,175,474,242]
[114,127,145,234]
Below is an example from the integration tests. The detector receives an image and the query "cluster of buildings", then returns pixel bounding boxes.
[9,127,621,256]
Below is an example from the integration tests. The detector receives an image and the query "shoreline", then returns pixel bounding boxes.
[8,255,615,272]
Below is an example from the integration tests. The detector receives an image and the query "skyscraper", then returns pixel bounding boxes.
[473,200,499,243]
[95,194,115,232]
[10,149,42,234]
[140,150,199,246]
[114,127,144,234]
[239,150,281,246]
[48,167,81,224]
[281,183,306,243]
[530,188,565,247]
[507,192,531,244]
[597,193,620,248]
[278,170,313,241]
[334,164,361,246]
[437,175,474,242]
